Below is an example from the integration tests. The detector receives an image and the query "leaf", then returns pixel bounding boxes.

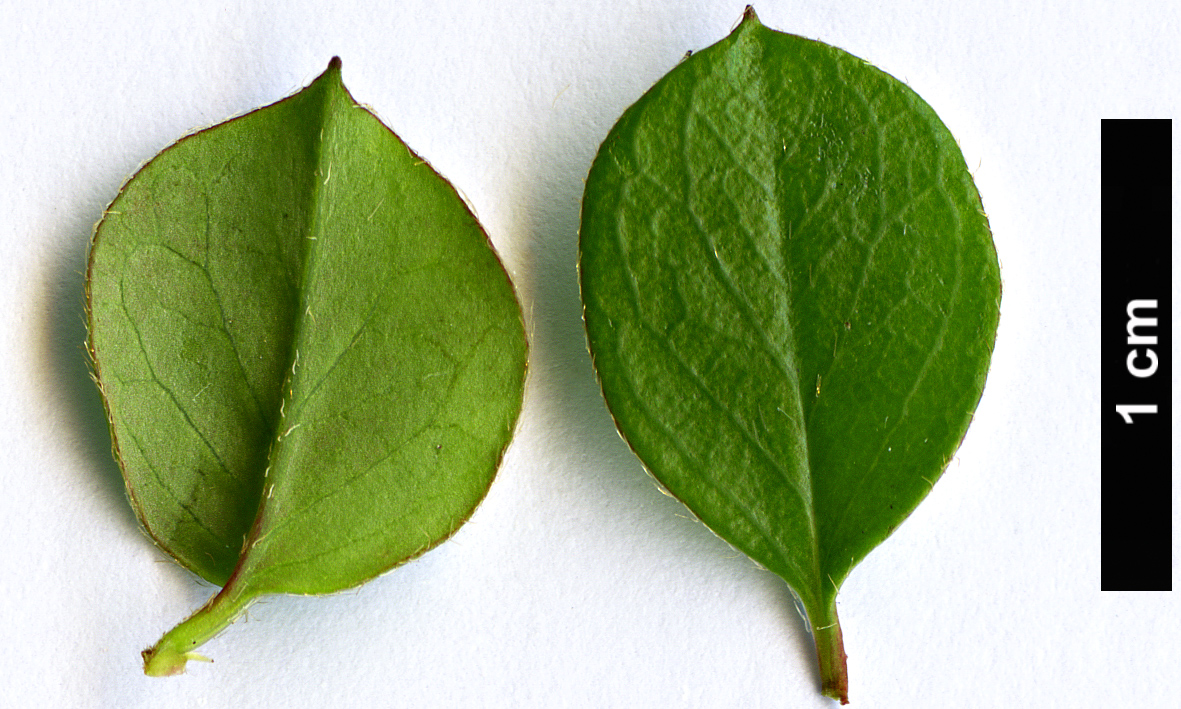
[86,58,527,676]
[578,8,999,703]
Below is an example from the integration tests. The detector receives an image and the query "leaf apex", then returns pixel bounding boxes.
[315,56,344,88]
[313,56,349,100]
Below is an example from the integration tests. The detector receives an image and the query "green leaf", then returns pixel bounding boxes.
[86,58,527,676]
[578,8,999,703]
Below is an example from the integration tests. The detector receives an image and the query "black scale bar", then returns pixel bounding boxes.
[1101,119,1172,591]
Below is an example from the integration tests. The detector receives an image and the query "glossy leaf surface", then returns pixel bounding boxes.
[87,58,527,675]
[579,9,999,703]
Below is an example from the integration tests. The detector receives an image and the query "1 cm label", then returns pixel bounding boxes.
[1116,299,1159,423]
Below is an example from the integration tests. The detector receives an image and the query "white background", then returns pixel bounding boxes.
[1,1,1173,707]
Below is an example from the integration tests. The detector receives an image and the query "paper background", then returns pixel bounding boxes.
[1,0,1174,706]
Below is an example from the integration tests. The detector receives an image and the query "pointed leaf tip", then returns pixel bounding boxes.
[319,56,344,86]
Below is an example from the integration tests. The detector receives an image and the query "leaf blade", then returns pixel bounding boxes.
[87,58,527,672]
[579,10,999,702]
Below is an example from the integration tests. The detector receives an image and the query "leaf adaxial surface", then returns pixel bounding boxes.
[579,8,1000,703]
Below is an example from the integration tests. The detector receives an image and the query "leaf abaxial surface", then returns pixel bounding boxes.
[579,9,1000,703]
[87,58,527,675]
